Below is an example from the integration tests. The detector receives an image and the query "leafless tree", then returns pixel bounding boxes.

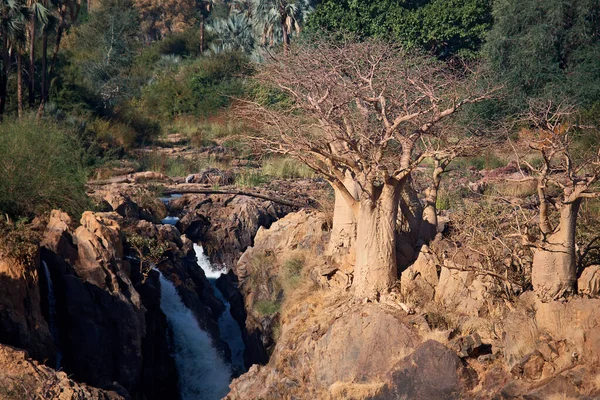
[514,99,600,301]
[238,39,499,298]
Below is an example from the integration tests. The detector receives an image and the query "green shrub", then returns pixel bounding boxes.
[281,256,305,291]
[254,300,281,316]
[0,118,88,218]
[138,52,250,120]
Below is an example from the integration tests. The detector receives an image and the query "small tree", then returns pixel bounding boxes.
[240,39,497,298]
[125,232,168,283]
[517,99,600,301]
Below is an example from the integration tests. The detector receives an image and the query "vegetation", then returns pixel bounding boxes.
[306,0,493,58]
[0,0,596,306]
[0,118,88,219]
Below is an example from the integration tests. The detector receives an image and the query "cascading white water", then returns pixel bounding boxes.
[41,261,62,369]
[161,216,180,226]
[158,272,231,400]
[193,245,246,372]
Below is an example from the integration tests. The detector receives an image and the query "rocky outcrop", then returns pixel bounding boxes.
[0,252,56,364]
[374,340,477,400]
[0,344,123,400]
[172,194,289,267]
[578,265,600,297]
[233,210,329,366]
[40,210,178,399]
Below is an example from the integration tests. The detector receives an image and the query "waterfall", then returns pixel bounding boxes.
[158,272,231,400]
[193,245,246,373]
[41,261,62,369]
[161,216,180,226]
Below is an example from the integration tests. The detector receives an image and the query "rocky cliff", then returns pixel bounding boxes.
[228,210,600,400]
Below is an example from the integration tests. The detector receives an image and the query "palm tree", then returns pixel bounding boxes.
[0,0,29,119]
[197,0,215,54]
[251,0,312,55]
[207,12,254,54]
[24,0,47,110]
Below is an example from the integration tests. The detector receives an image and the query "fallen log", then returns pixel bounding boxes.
[162,186,308,209]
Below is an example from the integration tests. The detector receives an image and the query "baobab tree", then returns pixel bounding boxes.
[239,39,498,298]
[516,99,600,301]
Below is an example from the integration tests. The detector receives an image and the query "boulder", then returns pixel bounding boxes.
[510,350,546,381]
[374,340,477,400]
[578,265,600,297]
[451,333,491,359]
[0,344,124,400]
[400,246,438,304]
[185,168,235,185]
[0,252,56,363]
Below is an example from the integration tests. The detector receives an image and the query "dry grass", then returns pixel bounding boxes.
[420,329,451,345]
[327,382,385,400]
[486,180,538,198]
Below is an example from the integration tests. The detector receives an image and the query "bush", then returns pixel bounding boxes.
[138,51,250,120]
[254,300,281,316]
[0,118,88,218]
[281,256,305,291]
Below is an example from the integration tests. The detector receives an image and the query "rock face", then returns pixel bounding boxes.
[0,344,123,400]
[578,265,600,297]
[40,211,178,399]
[171,194,289,267]
[374,340,477,400]
[0,252,56,364]
[233,210,328,366]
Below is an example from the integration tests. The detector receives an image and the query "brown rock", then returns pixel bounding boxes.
[374,340,477,400]
[0,344,123,399]
[578,265,600,297]
[511,350,546,380]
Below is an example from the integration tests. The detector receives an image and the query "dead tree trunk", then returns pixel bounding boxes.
[532,199,582,301]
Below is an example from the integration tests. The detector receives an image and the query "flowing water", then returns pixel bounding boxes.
[193,244,246,373]
[41,260,62,369]
[158,272,231,400]
[161,216,180,226]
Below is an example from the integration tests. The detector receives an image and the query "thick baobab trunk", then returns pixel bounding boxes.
[532,199,582,301]
[17,53,23,118]
[28,19,36,107]
[354,182,401,298]
[328,175,358,253]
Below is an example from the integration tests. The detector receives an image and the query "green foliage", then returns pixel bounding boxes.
[306,0,492,58]
[484,0,600,109]
[137,52,249,119]
[254,299,281,316]
[65,0,143,109]
[0,118,89,219]
[125,231,169,281]
[281,255,304,291]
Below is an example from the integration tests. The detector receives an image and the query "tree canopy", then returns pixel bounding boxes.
[484,0,600,109]
[306,0,492,58]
